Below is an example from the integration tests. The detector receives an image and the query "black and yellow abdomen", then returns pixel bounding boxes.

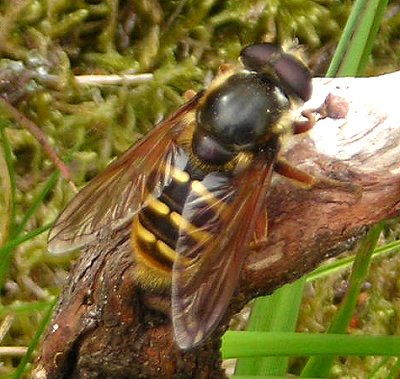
[131,146,226,289]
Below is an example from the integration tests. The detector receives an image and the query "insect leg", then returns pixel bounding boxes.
[250,207,268,249]
[274,159,317,188]
[275,159,361,194]
[292,109,316,135]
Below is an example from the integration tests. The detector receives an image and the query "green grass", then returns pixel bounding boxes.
[223,332,400,358]
[300,225,383,377]
[234,278,306,376]
[10,299,56,379]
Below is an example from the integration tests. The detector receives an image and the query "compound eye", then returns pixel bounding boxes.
[271,51,312,101]
[240,43,312,102]
[240,43,283,71]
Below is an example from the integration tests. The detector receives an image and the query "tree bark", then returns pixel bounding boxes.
[33,72,400,379]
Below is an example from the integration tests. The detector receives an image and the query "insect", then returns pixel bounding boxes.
[48,43,315,350]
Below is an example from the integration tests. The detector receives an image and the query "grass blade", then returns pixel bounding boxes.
[301,224,383,377]
[13,171,59,237]
[234,278,306,376]
[327,0,389,77]
[306,239,400,282]
[0,223,52,290]
[222,332,400,358]
[11,298,56,379]
[0,121,17,239]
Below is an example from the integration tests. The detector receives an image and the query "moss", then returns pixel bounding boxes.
[0,0,398,377]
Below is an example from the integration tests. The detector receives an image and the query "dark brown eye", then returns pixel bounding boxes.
[240,43,312,101]
[240,43,282,72]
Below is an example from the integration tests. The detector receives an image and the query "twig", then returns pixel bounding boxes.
[73,73,154,86]
[0,346,28,356]
[0,314,14,343]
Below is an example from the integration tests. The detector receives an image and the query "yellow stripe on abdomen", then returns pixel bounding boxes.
[131,163,227,284]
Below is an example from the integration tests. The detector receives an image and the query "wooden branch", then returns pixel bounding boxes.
[33,72,400,379]
[243,71,400,298]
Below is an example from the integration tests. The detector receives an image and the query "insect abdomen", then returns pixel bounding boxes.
[131,149,226,288]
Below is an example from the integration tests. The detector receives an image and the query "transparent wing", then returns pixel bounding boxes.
[48,95,200,254]
[171,154,276,350]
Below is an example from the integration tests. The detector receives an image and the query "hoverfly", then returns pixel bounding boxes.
[48,43,313,350]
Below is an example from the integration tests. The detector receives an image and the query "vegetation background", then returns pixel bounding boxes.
[0,0,399,378]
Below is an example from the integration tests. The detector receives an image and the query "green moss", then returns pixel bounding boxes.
[0,0,398,377]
